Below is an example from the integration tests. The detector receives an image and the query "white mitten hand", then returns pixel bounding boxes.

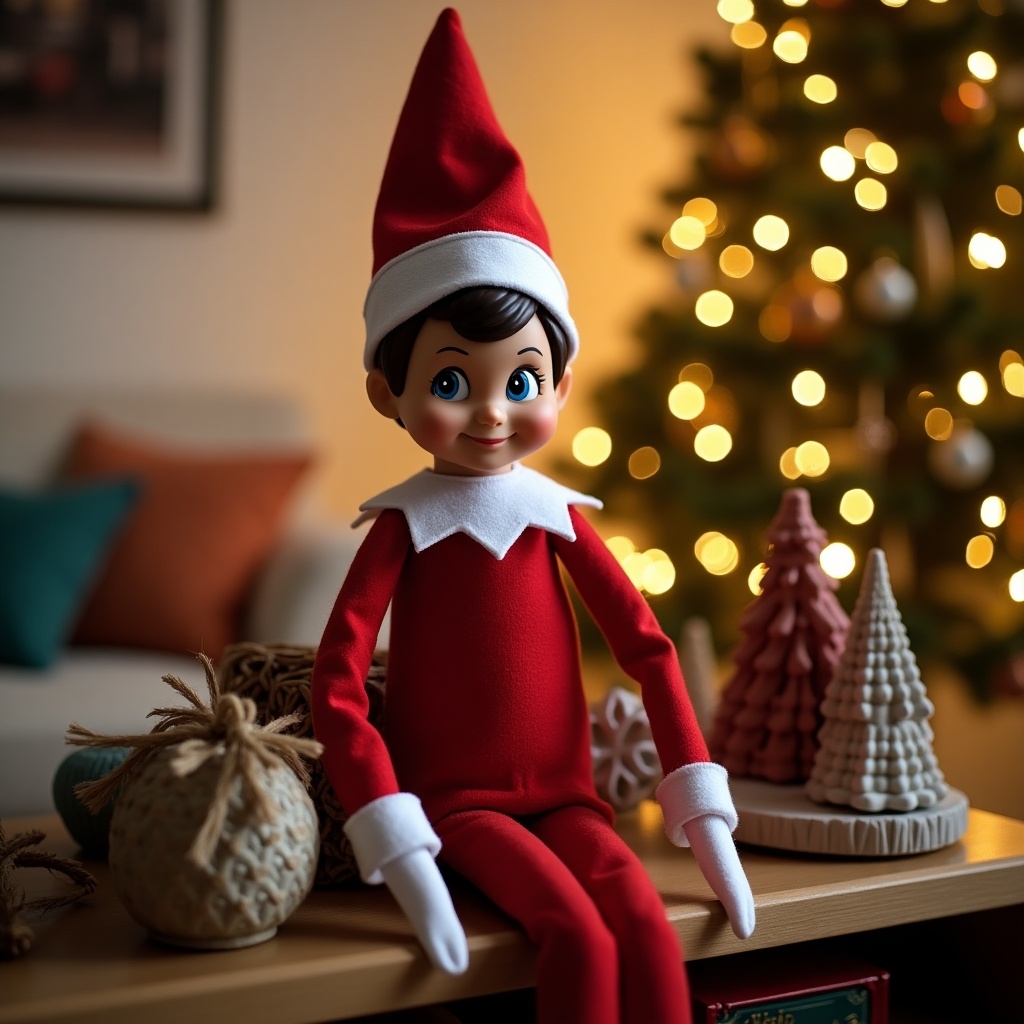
[380,848,469,974]
[683,813,755,939]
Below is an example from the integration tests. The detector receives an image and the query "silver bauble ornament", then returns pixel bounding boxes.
[854,258,917,322]
[927,426,994,489]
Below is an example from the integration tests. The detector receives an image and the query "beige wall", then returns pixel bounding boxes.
[0,0,727,518]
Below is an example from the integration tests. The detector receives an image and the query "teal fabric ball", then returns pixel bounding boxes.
[52,747,130,857]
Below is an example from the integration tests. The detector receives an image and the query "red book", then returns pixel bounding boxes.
[689,949,889,1024]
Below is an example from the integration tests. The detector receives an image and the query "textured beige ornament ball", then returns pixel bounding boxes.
[108,746,319,949]
[589,686,662,812]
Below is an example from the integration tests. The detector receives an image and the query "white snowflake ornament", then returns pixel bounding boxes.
[589,686,662,812]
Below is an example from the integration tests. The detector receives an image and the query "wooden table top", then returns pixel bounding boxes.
[2,806,1023,1024]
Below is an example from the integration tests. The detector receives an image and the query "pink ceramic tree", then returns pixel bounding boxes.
[709,488,849,782]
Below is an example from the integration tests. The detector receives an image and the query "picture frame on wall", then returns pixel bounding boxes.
[0,0,222,211]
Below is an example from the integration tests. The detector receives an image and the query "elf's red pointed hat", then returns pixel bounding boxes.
[362,7,579,370]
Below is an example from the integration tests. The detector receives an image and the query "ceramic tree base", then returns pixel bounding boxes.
[731,777,970,857]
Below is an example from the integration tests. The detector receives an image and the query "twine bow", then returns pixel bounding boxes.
[66,654,323,868]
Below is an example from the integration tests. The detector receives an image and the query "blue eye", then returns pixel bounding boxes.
[506,368,542,403]
[431,368,469,401]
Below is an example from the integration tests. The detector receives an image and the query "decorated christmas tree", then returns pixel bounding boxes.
[806,547,947,812]
[567,0,1024,698]
[709,488,848,782]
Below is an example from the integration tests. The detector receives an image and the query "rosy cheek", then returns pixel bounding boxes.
[516,405,559,445]
[406,405,461,450]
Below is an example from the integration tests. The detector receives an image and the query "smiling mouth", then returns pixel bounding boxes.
[467,435,510,446]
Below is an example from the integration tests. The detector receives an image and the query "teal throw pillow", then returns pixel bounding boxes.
[0,479,140,668]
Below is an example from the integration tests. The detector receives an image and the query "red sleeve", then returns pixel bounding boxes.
[553,506,710,775]
[310,509,408,813]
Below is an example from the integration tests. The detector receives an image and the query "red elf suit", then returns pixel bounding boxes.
[311,11,754,1024]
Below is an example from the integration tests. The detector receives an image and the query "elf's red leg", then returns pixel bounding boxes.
[436,808,620,1024]
[532,805,692,1024]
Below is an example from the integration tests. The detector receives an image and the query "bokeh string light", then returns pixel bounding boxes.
[572,0,1024,651]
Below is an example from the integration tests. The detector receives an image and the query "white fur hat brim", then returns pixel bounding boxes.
[363,230,579,371]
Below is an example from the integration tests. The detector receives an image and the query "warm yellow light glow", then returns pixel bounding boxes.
[668,380,706,420]
[779,447,801,480]
[572,427,612,467]
[958,371,988,405]
[662,232,686,259]
[792,369,826,406]
[720,244,755,278]
[628,446,662,480]
[683,198,718,226]
[961,82,990,114]
[795,440,830,477]
[810,246,848,282]
[679,362,714,391]
[774,29,809,64]
[1010,569,1024,602]
[843,128,876,158]
[820,542,855,579]
[606,535,637,562]
[880,0,908,7]
[622,550,653,590]
[1003,362,1024,397]
[981,496,1007,528]
[731,21,768,47]
[782,0,808,5]
[804,75,836,104]
[996,185,1022,216]
[820,145,856,181]
[717,0,755,22]
[694,424,733,462]
[748,562,768,595]
[865,141,898,174]
[1019,128,1024,153]
[924,408,954,440]
[669,215,706,251]
[968,51,997,82]
[642,549,676,595]
[968,232,1007,269]
[855,178,887,211]
[840,488,875,524]
[752,215,789,250]
[966,535,995,569]
[695,290,734,327]
[695,532,740,575]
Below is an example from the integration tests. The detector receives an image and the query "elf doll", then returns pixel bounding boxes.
[311,10,755,1023]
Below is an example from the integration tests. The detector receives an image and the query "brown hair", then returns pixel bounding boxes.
[374,286,569,397]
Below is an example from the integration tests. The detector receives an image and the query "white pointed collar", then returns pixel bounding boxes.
[353,464,602,559]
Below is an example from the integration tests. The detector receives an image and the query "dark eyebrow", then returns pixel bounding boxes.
[517,346,543,356]
[437,345,469,355]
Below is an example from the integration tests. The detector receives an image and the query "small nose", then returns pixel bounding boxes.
[474,398,506,427]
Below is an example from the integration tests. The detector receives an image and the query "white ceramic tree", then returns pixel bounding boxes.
[806,547,947,813]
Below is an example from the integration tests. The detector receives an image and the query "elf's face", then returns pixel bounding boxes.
[367,315,572,476]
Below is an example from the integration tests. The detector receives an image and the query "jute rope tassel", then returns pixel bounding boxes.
[66,654,323,868]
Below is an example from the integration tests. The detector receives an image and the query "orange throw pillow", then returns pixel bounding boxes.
[65,421,312,660]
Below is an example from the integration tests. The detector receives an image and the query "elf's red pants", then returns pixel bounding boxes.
[435,804,692,1024]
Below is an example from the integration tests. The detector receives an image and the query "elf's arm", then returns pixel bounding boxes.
[554,507,755,939]
[311,509,468,973]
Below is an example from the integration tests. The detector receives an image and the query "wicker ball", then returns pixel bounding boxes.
[108,746,319,949]
[218,642,386,887]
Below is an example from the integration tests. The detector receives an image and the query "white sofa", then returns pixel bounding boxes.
[0,387,374,819]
